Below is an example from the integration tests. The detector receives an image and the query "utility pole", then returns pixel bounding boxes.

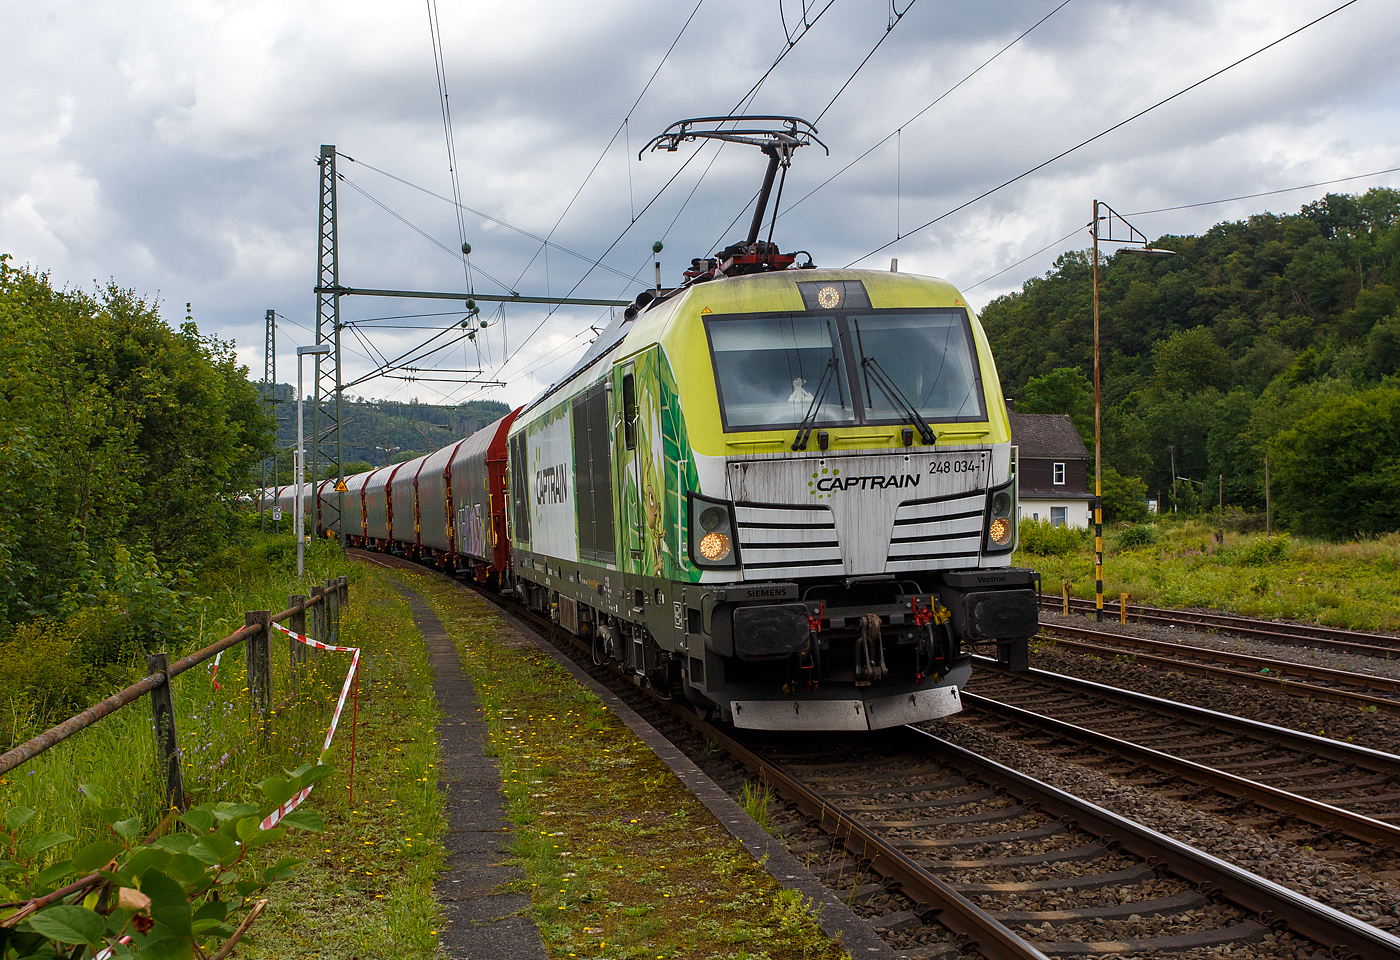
[1218,473,1224,544]
[1264,454,1272,534]
[1169,446,1178,511]
[1088,200,1173,621]
[1092,200,1104,622]
[314,145,344,544]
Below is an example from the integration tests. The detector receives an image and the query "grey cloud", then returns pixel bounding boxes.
[3,0,1398,409]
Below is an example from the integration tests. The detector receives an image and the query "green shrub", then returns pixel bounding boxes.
[1017,518,1086,556]
[1116,525,1157,548]
[0,619,95,727]
[0,767,327,959]
[1228,533,1292,567]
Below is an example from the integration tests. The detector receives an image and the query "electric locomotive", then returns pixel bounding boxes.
[505,118,1038,731]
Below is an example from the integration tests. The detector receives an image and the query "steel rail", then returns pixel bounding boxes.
[1040,622,1400,695]
[666,704,1051,960]
[0,584,334,776]
[1041,597,1400,658]
[962,691,1400,849]
[1036,629,1400,715]
[902,726,1400,960]
[363,550,1400,958]
[973,658,1400,777]
[397,552,1049,960]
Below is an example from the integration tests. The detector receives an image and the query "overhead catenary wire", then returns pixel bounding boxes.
[783,0,1075,219]
[962,163,1400,293]
[336,153,638,284]
[497,2,845,374]
[510,0,709,291]
[1126,164,1400,216]
[425,0,474,296]
[813,0,918,125]
[340,176,514,293]
[846,0,1363,267]
[962,228,1084,291]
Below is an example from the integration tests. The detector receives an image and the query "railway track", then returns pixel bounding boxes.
[1034,621,1400,715]
[1040,595,1400,660]
[360,555,1400,960]
[963,661,1400,857]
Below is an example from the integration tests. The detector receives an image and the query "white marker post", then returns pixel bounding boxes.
[296,344,331,577]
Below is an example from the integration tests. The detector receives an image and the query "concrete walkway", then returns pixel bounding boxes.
[386,578,547,960]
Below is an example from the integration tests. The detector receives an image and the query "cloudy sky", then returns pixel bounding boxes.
[4,0,1398,410]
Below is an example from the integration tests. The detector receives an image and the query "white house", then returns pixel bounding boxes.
[1008,409,1094,530]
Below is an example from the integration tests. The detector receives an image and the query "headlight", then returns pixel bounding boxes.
[984,477,1017,553]
[690,493,739,568]
[700,532,731,561]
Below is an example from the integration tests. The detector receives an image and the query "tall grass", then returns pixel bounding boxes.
[1017,517,1400,632]
[0,534,358,851]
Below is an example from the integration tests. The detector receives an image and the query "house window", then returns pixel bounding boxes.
[1053,462,1066,485]
[1050,506,1067,527]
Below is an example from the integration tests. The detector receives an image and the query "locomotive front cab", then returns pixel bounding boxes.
[664,269,1039,729]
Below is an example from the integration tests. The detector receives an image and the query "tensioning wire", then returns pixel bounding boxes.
[846,0,1364,267]
[782,0,1075,220]
[961,161,1400,293]
[493,0,846,378]
[509,0,708,292]
[336,153,637,283]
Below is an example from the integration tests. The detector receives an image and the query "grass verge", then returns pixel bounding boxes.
[1018,519,1400,632]
[239,561,444,958]
[1,539,447,958]
[379,565,850,960]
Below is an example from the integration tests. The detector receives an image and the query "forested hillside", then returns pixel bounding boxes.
[980,189,1400,538]
[256,387,510,482]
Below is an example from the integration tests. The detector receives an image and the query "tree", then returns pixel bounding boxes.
[0,257,275,623]
[1100,467,1148,524]
[1019,367,1092,440]
[1150,327,1230,396]
[1269,382,1400,538]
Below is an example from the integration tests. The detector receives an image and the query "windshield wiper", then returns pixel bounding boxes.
[861,356,936,444]
[792,358,839,451]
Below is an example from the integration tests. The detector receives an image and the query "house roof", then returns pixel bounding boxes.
[1009,413,1090,459]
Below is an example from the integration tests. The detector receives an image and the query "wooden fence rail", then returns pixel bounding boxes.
[0,576,350,810]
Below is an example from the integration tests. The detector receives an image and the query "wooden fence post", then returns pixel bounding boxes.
[289,595,307,699]
[146,653,185,811]
[309,590,325,646]
[1062,579,1071,616]
[325,579,339,643]
[245,611,271,727]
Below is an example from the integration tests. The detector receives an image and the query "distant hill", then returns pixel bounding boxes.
[255,392,511,483]
[980,188,1400,537]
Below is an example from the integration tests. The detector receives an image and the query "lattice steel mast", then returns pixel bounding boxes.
[261,308,276,532]
[314,145,345,541]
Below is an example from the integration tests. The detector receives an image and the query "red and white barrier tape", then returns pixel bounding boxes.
[260,621,361,830]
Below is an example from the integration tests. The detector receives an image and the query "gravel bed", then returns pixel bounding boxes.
[884,810,1053,842]
[1040,608,1400,681]
[923,715,1400,934]
[1017,635,1400,755]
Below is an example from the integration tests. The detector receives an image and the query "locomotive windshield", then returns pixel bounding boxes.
[708,315,856,429]
[706,308,984,431]
[850,313,984,422]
